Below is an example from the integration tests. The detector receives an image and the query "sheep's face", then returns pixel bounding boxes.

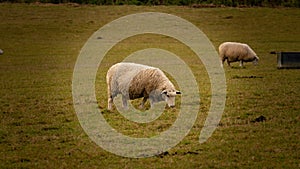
[252,56,259,66]
[161,90,181,108]
[253,57,259,66]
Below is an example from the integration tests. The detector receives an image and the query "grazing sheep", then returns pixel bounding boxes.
[219,42,259,67]
[0,49,3,55]
[106,62,181,110]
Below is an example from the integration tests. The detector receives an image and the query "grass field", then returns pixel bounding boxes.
[0,3,299,168]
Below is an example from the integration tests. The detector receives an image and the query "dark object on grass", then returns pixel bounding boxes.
[224,16,233,19]
[277,52,300,69]
[232,75,263,79]
[251,115,266,123]
[158,151,169,158]
[0,49,3,55]
[183,151,199,155]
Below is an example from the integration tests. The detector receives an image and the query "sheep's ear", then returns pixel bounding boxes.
[176,91,181,95]
[161,90,167,95]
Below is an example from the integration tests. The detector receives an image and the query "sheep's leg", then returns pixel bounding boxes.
[239,60,244,67]
[108,96,113,110]
[220,59,224,68]
[107,85,113,110]
[227,60,231,67]
[220,56,226,68]
[122,95,128,110]
[139,97,147,109]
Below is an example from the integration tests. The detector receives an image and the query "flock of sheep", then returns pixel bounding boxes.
[106,42,259,110]
[0,40,258,110]
[1,41,259,110]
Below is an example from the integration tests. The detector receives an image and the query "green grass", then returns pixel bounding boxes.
[0,3,299,168]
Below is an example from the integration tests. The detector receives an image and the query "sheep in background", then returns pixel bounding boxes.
[219,42,259,67]
[106,62,181,110]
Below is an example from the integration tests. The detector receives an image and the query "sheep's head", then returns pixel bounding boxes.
[253,56,259,66]
[161,90,181,108]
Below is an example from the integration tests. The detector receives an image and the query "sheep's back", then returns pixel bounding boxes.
[107,62,153,96]
[129,68,167,97]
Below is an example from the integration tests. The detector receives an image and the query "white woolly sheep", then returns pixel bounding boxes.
[106,62,181,110]
[219,42,259,67]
